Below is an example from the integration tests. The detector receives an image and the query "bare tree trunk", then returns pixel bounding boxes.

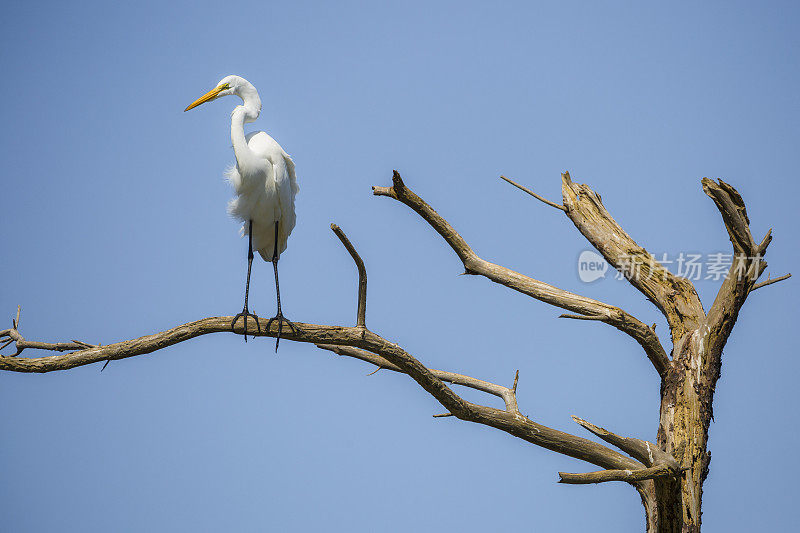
[0,172,786,532]
[656,335,712,532]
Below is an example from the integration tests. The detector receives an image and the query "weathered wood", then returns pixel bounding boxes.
[559,464,685,484]
[561,172,706,339]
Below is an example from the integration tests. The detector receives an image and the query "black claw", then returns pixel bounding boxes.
[232,308,261,342]
[266,313,299,352]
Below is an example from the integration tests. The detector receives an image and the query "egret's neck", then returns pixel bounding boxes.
[230,84,262,168]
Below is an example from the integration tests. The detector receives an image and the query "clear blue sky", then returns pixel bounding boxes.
[1,1,797,531]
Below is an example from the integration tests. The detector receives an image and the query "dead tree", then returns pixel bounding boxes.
[0,171,789,532]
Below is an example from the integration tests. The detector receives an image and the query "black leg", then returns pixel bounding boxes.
[265,221,297,351]
[231,220,261,341]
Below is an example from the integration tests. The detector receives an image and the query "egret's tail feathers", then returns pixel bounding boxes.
[256,227,288,262]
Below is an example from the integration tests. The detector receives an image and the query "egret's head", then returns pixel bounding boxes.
[184,75,245,112]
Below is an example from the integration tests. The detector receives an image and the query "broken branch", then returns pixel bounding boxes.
[572,416,679,469]
[331,224,368,328]
[558,464,682,485]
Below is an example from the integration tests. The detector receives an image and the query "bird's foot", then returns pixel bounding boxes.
[266,312,299,352]
[231,307,261,342]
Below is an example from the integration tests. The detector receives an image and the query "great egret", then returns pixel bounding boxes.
[185,75,299,350]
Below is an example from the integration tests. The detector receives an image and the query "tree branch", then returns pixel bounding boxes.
[702,178,775,354]
[559,313,606,321]
[316,344,521,414]
[560,172,705,338]
[571,416,679,470]
[559,464,685,485]
[330,224,368,328]
[701,178,757,256]
[373,171,670,377]
[312,343,643,472]
[751,272,791,291]
[0,313,647,473]
[0,308,97,358]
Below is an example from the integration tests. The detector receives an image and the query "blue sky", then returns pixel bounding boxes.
[1,1,798,531]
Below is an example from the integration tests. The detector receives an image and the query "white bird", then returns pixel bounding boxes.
[185,75,299,350]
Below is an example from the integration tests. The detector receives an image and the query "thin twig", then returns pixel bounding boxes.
[331,224,368,328]
[500,175,566,211]
[71,340,96,348]
[751,273,791,291]
[432,413,453,418]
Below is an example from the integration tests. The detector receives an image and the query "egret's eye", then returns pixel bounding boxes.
[219,83,231,90]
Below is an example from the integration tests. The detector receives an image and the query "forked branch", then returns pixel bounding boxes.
[0,308,97,358]
[702,178,784,352]
[316,344,522,415]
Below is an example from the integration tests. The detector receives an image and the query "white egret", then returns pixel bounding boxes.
[185,75,299,350]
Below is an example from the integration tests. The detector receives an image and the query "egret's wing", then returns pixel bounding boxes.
[283,151,300,195]
[245,131,280,160]
[273,156,297,241]
[244,131,298,257]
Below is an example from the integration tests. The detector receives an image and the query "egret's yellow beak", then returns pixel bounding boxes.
[184,85,227,112]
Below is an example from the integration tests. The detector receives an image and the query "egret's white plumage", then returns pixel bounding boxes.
[185,74,299,347]
[204,75,299,261]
